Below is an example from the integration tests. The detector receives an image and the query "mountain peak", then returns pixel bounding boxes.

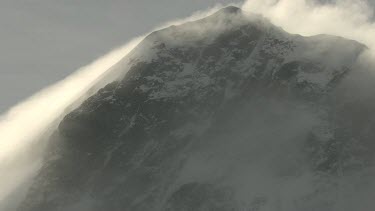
[217,6,241,14]
[19,5,371,211]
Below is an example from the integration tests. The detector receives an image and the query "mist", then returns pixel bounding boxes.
[0,37,143,209]
[242,0,375,55]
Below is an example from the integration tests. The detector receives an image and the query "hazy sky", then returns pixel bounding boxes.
[0,0,242,113]
[1,0,374,113]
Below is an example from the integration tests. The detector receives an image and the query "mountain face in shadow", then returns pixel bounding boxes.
[18,6,375,211]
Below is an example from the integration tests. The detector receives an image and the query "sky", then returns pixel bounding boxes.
[0,0,242,113]
[1,0,375,113]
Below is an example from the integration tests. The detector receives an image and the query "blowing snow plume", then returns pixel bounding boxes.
[0,37,142,209]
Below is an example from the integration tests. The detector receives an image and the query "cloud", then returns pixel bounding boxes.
[0,37,143,209]
[242,0,375,56]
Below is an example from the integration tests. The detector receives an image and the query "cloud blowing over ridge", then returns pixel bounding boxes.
[243,0,375,56]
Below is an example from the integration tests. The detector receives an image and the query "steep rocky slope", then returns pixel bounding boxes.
[18,6,375,211]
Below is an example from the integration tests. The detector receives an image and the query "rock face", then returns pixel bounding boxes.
[18,6,375,211]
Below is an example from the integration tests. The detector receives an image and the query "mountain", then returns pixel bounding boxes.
[18,6,375,211]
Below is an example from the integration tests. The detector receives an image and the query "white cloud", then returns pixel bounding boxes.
[242,0,375,57]
[0,37,143,209]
